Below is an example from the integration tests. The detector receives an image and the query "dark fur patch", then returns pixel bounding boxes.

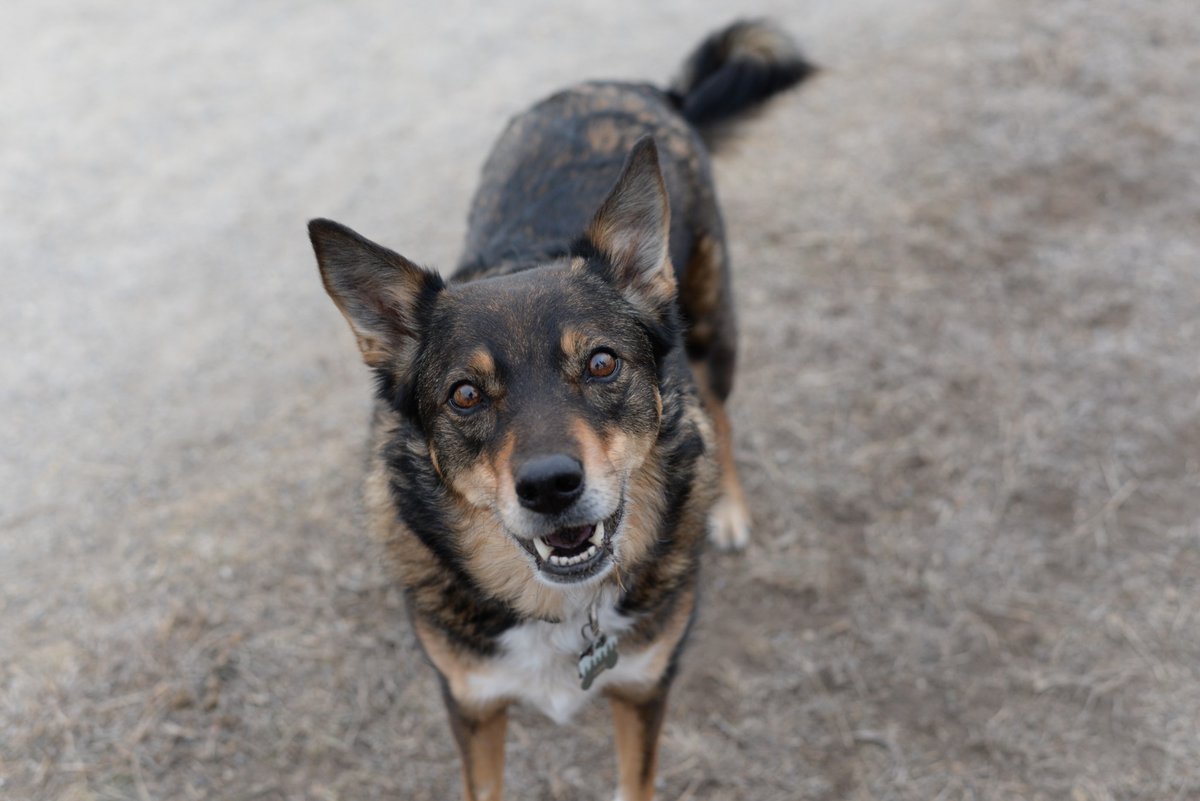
[383,422,520,655]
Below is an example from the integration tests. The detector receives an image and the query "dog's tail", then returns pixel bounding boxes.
[668,19,816,146]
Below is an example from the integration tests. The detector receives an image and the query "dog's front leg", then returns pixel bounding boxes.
[608,683,670,801]
[441,684,509,801]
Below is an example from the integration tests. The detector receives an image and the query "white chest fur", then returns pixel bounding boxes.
[465,588,662,725]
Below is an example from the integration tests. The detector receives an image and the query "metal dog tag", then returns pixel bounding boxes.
[578,633,620,690]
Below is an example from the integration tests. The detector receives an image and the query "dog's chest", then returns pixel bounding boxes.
[465,593,661,725]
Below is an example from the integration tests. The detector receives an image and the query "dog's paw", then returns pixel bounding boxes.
[612,790,653,801]
[707,493,750,550]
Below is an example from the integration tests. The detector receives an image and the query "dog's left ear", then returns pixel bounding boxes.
[584,136,676,311]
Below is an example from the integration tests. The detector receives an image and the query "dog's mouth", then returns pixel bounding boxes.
[518,504,623,583]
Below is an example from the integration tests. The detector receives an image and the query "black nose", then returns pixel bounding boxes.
[515,454,584,514]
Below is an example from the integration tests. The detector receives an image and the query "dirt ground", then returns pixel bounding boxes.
[3,0,1199,799]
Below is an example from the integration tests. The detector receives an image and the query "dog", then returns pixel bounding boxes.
[308,19,813,801]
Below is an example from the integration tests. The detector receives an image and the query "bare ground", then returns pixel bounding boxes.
[2,1,1199,799]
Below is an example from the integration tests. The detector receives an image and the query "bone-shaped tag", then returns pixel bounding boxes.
[578,634,619,690]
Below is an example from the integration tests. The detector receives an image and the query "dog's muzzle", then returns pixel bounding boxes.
[516,502,624,584]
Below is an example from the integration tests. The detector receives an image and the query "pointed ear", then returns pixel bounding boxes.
[308,218,444,368]
[585,136,675,309]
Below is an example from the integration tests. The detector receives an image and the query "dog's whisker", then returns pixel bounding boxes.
[609,549,627,596]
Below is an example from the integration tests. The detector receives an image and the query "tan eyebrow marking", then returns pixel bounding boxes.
[466,349,495,376]
[560,327,587,359]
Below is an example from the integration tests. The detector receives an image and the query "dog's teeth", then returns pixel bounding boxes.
[542,542,602,568]
[533,538,553,561]
[589,522,605,547]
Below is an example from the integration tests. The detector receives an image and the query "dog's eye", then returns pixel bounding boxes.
[586,349,620,381]
[449,382,483,411]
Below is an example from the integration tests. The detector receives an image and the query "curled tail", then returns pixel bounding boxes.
[669,19,816,145]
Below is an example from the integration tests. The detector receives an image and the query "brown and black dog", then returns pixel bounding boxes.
[308,20,813,801]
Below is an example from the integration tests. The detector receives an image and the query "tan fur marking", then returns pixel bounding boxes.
[572,416,663,568]
[604,428,651,472]
[414,619,480,705]
[611,586,695,702]
[583,392,716,579]
[467,349,495,376]
[644,587,695,679]
[318,251,431,367]
[646,257,678,304]
[452,432,511,508]
[319,288,391,367]
[588,209,677,309]
[354,332,391,367]
[680,235,722,348]
[492,433,516,503]
[608,688,670,801]
[559,327,586,360]
[612,449,668,571]
[681,235,721,315]
[586,116,623,152]
[317,277,377,364]
[572,418,609,483]
[459,708,508,801]
[664,130,693,160]
[691,362,750,549]
[573,418,661,562]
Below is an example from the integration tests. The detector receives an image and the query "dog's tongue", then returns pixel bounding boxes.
[545,525,593,550]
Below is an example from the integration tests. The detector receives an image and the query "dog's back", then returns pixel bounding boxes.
[457,82,708,280]
[457,20,815,283]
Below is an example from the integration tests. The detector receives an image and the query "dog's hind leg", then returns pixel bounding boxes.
[680,234,750,550]
[441,684,509,801]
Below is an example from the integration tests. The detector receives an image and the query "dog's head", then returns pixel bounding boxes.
[310,138,676,586]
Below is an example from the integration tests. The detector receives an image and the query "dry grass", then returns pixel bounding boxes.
[3,0,1200,799]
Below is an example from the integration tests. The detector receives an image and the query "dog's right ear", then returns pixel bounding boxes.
[308,219,444,368]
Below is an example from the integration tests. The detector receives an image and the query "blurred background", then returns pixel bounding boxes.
[3,0,1199,799]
